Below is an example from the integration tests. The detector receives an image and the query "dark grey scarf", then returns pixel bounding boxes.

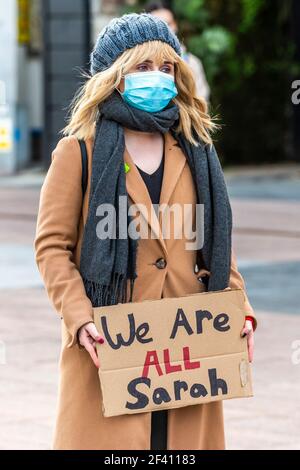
[79,89,232,307]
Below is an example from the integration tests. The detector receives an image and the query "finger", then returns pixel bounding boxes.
[248,332,254,363]
[241,320,253,338]
[78,328,89,347]
[78,333,91,349]
[79,331,102,368]
[85,323,105,344]
[78,322,94,345]
[85,343,100,369]
[241,326,252,338]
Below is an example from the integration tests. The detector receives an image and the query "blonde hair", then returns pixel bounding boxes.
[63,40,217,146]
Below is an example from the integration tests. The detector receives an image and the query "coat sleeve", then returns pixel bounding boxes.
[229,248,257,331]
[34,136,94,348]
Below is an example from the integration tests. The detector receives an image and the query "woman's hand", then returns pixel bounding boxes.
[78,322,105,369]
[241,319,254,363]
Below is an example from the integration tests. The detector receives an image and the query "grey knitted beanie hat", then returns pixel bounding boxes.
[90,12,182,75]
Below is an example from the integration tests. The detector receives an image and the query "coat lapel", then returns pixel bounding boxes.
[124,131,187,255]
[159,131,187,207]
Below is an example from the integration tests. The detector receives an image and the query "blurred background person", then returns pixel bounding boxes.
[144,1,210,101]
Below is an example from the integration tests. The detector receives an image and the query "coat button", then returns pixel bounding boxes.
[155,257,167,269]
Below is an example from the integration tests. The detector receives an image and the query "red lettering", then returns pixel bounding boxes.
[142,347,200,378]
[163,349,182,374]
[183,346,200,370]
[142,350,163,378]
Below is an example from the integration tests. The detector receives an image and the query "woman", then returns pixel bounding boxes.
[34,12,256,450]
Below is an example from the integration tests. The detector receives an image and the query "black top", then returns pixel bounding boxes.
[136,149,165,206]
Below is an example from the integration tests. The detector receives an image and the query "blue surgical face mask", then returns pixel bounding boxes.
[117,70,178,113]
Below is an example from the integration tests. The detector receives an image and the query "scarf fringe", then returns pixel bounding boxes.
[83,272,133,308]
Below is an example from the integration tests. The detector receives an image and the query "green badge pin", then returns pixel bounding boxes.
[124,162,130,174]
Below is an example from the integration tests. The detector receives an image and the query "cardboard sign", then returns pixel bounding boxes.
[94,288,253,418]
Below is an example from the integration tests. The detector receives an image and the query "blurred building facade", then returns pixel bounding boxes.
[42,0,91,163]
[0,0,120,174]
[0,0,299,174]
[0,0,43,174]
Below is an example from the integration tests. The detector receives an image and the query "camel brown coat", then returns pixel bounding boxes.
[34,130,257,450]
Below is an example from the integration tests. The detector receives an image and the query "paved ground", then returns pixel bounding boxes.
[0,165,300,450]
